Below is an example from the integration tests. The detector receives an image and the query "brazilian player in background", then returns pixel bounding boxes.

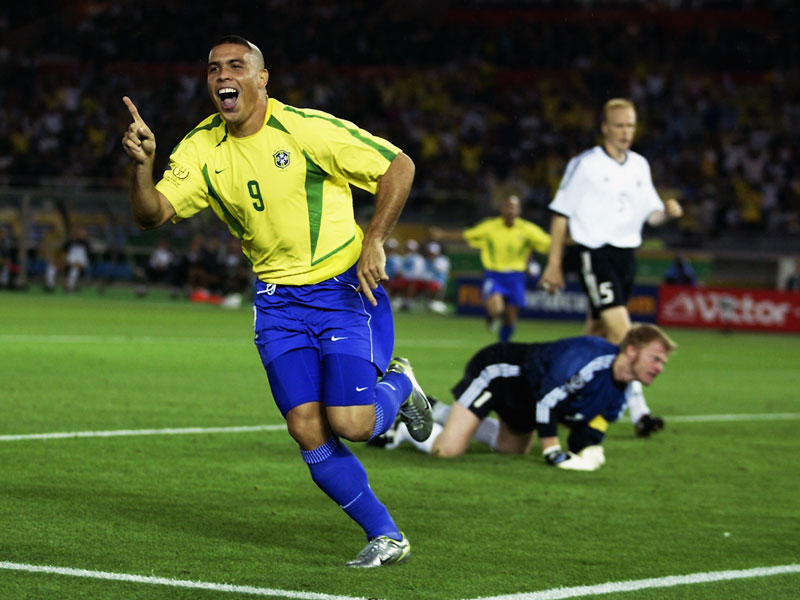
[432,194,551,342]
[121,35,428,567]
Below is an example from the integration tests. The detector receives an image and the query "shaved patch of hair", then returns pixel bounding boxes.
[210,35,265,70]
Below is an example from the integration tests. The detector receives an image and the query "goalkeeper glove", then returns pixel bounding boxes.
[543,445,604,471]
[635,414,665,437]
[575,445,605,469]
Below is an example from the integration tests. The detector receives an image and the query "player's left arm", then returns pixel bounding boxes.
[647,198,683,227]
[358,152,415,305]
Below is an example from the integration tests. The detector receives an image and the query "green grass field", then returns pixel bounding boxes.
[1,288,798,600]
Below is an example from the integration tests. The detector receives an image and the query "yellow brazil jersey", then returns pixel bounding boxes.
[155,98,401,284]
[463,217,551,272]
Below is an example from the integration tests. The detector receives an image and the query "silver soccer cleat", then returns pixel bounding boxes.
[386,357,433,442]
[346,533,410,568]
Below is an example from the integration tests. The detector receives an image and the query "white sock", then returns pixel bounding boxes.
[387,421,443,454]
[45,264,57,288]
[474,417,499,450]
[66,266,79,291]
[432,402,451,424]
[627,381,651,423]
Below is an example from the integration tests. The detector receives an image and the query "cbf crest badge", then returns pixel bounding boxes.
[273,149,290,169]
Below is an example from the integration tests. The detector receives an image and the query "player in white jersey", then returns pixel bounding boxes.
[540,98,683,437]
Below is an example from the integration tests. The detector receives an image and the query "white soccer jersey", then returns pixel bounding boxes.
[549,146,664,249]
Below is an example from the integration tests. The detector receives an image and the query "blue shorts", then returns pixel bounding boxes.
[481,271,526,308]
[253,264,395,414]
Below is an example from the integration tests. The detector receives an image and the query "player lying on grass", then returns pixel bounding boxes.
[371,323,676,471]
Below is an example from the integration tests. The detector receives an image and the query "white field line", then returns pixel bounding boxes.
[0,333,465,348]
[1,413,798,443]
[1,561,797,600]
[0,425,286,442]
[466,564,800,600]
[0,561,368,600]
[670,413,800,423]
[0,334,247,345]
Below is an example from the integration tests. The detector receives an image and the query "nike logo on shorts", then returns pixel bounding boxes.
[330,335,348,341]
[356,386,368,392]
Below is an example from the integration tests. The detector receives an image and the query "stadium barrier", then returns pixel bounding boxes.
[454,278,800,334]
[455,278,659,323]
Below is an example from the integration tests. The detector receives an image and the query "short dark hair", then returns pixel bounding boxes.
[212,35,253,51]
[620,323,677,353]
[210,35,265,70]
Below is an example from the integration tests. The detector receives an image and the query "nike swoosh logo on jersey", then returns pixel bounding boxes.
[355,386,368,392]
[330,335,347,341]
[215,168,226,173]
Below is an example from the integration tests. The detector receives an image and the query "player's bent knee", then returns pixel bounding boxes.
[286,419,330,450]
[327,406,374,442]
[431,444,465,458]
[285,403,331,450]
[431,436,468,458]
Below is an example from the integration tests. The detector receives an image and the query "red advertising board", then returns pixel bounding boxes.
[658,285,800,333]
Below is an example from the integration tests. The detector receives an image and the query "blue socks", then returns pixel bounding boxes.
[499,324,514,343]
[370,370,412,439]
[299,367,412,541]
[302,436,401,541]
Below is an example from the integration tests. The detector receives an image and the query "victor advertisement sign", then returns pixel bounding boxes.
[658,285,800,333]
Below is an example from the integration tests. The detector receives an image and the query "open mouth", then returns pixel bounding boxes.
[218,87,239,110]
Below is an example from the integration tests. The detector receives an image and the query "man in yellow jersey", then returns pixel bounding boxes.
[435,195,550,342]
[121,35,432,568]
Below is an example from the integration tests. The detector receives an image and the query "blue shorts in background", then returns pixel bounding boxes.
[481,270,526,308]
[253,263,394,374]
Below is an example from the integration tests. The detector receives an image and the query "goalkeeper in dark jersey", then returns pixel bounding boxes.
[374,324,676,471]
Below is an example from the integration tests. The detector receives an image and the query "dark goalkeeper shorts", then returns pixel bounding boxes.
[450,342,537,434]
[578,245,635,319]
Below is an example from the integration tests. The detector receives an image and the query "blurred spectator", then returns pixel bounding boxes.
[784,258,800,292]
[178,233,209,299]
[382,237,409,304]
[0,227,16,289]
[0,2,798,253]
[422,241,451,314]
[136,238,177,297]
[663,254,698,286]
[63,227,92,292]
[396,238,427,311]
[202,235,225,296]
[220,238,252,308]
[41,231,63,293]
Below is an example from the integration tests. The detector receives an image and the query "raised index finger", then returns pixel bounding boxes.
[123,96,145,126]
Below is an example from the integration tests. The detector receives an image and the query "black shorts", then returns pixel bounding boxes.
[450,343,537,434]
[578,245,635,319]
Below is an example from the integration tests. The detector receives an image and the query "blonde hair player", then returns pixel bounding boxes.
[540,98,683,437]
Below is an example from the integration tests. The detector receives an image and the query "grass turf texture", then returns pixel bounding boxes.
[1,289,798,600]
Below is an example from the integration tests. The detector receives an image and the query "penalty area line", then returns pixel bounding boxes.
[465,564,800,600]
[0,561,368,600]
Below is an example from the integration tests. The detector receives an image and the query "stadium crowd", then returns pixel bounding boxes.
[0,1,798,252]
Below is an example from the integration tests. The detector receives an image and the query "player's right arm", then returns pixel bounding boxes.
[539,213,568,293]
[121,96,175,230]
